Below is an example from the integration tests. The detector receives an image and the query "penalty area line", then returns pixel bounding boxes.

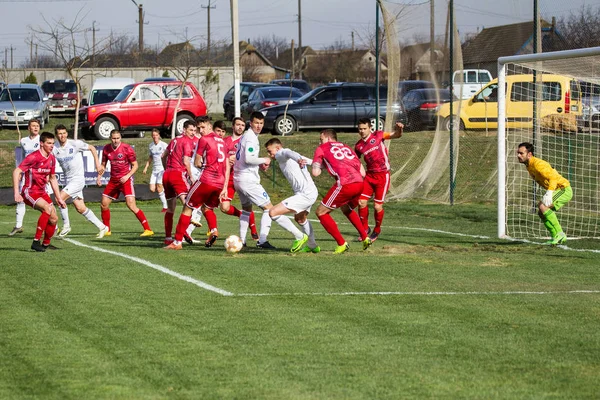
[65,238,233,296]
[234,290,600,298]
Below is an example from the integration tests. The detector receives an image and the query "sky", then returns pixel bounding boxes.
[0,0,594,67]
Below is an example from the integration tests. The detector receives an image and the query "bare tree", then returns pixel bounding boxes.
[556,5,600,49]
[30,8,114,139]
[250,34,289,61]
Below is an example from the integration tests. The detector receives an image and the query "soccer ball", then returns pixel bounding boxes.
[224,235,244,253]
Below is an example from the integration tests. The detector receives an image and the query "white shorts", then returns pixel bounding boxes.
[62,176,86,200]
[234,181,271,208]
[282,190,318,214]
[150,170,164,185]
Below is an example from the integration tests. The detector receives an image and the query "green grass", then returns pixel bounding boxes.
[1,200,599,399]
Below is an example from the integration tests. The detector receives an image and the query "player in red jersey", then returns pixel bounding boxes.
[99,130,153,237]
[166,118,230,250]
[161,120,199,244]
[219,117,259,240]
[354,118,404,242]
[12,131,67,252]
[311,129,372,254]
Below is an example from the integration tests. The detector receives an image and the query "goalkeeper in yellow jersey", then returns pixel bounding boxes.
[517,142,573,245]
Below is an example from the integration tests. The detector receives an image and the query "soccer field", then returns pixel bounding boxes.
[1,200,599,399]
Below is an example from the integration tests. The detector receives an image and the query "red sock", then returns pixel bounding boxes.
[101,208,111,230]
[318,213,345,245]
[374,208,384,233]
[164,211,174,238]
[203,208,218,231]
[174,213,192,242]
[344,209,367,240]
[224,205,242,217]
[135,209,151,231]
[358,206,369,231]
[35,212,50,241]
[249,211,258,236]
[43,222,56,245]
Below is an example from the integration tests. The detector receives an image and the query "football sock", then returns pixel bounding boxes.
[272,214,303,240]
[543,209,563,235]
[35,212,50,241]
[192,207,203,223]
[203,208,218,231]
[43,221,57,245]
[239,211,251,242]
[15,202,26,229]
[344,209,367,240]
[543,220,557,238]
[174,213,192,242]
[82,208,105,230]
[318,213,345,245]
[186,223,196,237]
[135,209,151,231]
[164,211,174,238]
[373,208,384,233]
[249,212,258,236]
[299,219,317,248]
[259,211,273,243]
[358,206,369,231]
[101,208,111,230]
[223,204,242,217]
[158,190,168,209]
[59,206,70,228]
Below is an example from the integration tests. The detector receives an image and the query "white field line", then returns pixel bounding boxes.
[65,238,233,296]
[234,290,600,298]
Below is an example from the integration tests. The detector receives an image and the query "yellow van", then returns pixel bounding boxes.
[437,74,581,131]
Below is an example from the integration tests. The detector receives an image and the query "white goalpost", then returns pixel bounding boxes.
[498,47,600,240]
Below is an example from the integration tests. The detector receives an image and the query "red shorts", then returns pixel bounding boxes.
[186,181,221,210]
[22,189,52,208]
[103,178,135,200]
[360,171,390,204]
[321,181,363,209]
[163,169,191,200]
[221,180,236,202]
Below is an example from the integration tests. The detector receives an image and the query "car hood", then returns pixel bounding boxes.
[0,101,44,111]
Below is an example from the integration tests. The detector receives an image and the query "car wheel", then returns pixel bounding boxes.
[407,114,422,132]
[369,117,384,132]
[274,114,297,136]
[443,116,464,131]
[174,114,194,135]
[94,116,119,140]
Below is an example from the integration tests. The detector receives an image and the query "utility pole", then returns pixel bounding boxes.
[291,39,295,79]
[92,20,97,68]
[4,48,7,69]
[430,0,435,82]
[202,0,216,61]
[297,0,302,79]
[35,44,38,68]
[29,35,33,66]
[351,31,355,51]
[131,0,145,55]
[10,45,14,69]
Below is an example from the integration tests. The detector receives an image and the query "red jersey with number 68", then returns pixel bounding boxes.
[18,150,56,193]
[313,141,363,186]
[102,142,136,181]
[354,130,390,173]
[196,132,228,187]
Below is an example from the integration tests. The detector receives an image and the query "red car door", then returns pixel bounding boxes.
[120,83,166,128]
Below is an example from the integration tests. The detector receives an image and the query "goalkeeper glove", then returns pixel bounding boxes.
[542,190,554,207]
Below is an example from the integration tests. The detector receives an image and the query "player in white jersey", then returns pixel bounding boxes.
[233,112,306,250]
[142,128,169,211]
[9,119,41,236]
[52,124,109,238]
[265,138,318,253]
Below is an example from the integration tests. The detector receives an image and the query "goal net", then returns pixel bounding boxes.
[498,47,600,240]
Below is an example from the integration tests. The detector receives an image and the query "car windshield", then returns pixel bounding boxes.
[90,89,123,105]
[0,89,40,102]
[263,88,303,98]
[42,81,77,93]
[296,87,322,102]
[114,84,135,102]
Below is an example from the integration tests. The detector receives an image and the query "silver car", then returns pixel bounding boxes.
[0,84,50,128]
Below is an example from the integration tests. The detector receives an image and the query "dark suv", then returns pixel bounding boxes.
[262,82,397,135]
[270,79,312,94]
[222,82,277,121]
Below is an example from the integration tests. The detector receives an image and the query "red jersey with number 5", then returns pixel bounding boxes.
[313,141,363,185]
[354,130,390,173]
[196,132,228,187]
[18,150,56,192]
[102,142,136,181]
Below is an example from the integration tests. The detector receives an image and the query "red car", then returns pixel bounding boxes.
[79,81,207,139]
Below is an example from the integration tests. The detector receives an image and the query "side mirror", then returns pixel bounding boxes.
[43,97,49,102]
[81,99,88,106]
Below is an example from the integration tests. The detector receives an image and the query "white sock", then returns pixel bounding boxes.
[259,211,273,243]
[192,207,203,223]
[83,208,105,230]
[60,206,70,228]
[299,220,317,248]
[186,223,195,236]
[239,210,250,243]
[272,215,303,240]
[158,190,168,208]
[15,202,26,228]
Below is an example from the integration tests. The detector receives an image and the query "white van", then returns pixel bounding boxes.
[87,77,135,106]
[452,69,492,99]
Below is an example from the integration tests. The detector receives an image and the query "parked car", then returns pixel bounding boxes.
[0,84,49,128]
[241,86,304,120]
[452,69,492,99]
[41,79,80,114]
[86,77,135,106]
[400,88,455,131]
[262,82,396,135]
[269,79,312,94]
[222,82,277,121]
[79,80,207,140]
[578,95,600,131]
[397,80,435,99]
